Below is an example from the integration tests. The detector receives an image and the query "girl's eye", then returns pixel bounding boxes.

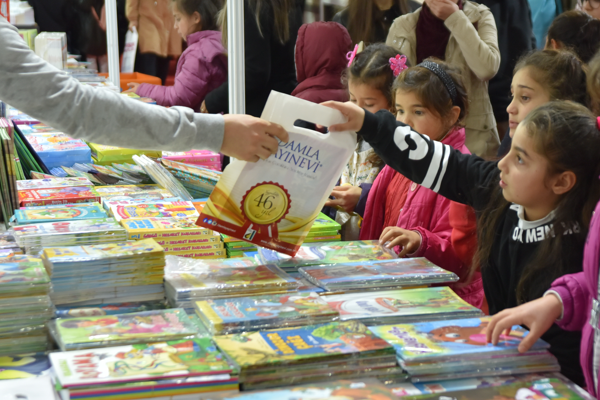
[350,98,357,104]
[516,155,523,164]
[415,110,424,116]
[397,109,404,115]
[521,96,530,102]
[365,104,375,108]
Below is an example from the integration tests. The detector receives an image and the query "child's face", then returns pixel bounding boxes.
[583,0,600,19]
[173,8,201,40]
[506,67,550,139]
[395,89,447,141]
[498,125,561,221]
[349,81,391,114]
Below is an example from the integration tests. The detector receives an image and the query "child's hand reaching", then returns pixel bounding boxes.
[325,185,362,213]
[123,82,140,94]
[485,294,563,353]
[321,101,366,133]
[379,227,422,257]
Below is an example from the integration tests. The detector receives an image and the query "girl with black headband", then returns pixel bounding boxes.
[385,0,500,159]
[359,59,484,310]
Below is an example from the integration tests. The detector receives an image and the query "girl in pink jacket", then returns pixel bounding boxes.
[360,59,484,308]
[486,52,600,395]
[126,0,227,112]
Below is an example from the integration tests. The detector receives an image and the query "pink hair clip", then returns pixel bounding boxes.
[347,44,358,68]
[597,116,600,130]
[389,54,408,77]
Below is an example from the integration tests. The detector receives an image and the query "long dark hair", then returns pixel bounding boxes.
[346,0,411,44]
[546,10,600,64]
[220,0,293,47]
[473,101,600,304]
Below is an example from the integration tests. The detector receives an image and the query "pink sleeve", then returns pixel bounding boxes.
[137,55,213,111]
[410,201,466,278]
[551,272,591,332]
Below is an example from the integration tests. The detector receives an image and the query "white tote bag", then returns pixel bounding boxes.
[121,27,138,73]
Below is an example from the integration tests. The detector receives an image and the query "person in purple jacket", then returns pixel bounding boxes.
[125,0,226,112]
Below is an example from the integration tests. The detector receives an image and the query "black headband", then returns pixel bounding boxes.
[418,61,458,105]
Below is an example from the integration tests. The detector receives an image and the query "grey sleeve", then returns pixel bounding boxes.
[0,18,225,153]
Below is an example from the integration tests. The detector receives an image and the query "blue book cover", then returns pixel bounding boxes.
[370,317,550,363]
[14,204,107,224]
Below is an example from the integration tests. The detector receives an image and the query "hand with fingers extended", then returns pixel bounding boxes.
[321,101,366,133]
[485,294,563,353]
[123,82,140,94]
[221,114,288,162]
[379,226,422,257]
[325,185,362,213]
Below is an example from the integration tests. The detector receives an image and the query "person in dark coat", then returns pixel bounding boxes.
[202,0,304,118]
[292,21,352,104]
[333,0,420,45]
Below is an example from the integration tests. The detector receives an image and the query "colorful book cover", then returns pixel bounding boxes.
[308,213,341,233]
[55,301,166,318]
[12,218,125,239]
[18,187,100,207]
[14,204,107,224]
[398,378,587,400]
[162,150,220,164]
[213,321,394,369]
[102,197,182,211]
[0,254,49,288]
[220,379,396,400]
[16,177,93,190]
[323,288,480,320]
[299,259,458,288]
[0,353,52,380]
[195,292,337,332]
[161,159,221,180]
[121,217,213,240]
[166,264,297,294]
[370,317,550,362]
[29,172,56,179]
[110,201,199,221]
[50,338,232,388]
[154,233,221,247]
[259,241,397,269]
[88,143,161,162]
[53,309,196,348]
[93,185,166,196]
[42,239,164,264]
[162,243,224,253]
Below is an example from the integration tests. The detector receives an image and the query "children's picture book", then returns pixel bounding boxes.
[219,379,397,400]
[398,377,588,400]
[213,321,394,369]
[323,288,482,322]
[51,309,196,350]
[110,201,199,221]
[93,184,167,196]
[308,213,341,233]
[50,338,232,387]
[102,197,182,211]
[42,239,164,264]
[12,218,125,240]
[121,217,213,240]
[166,264,298,297]
[0,254,50,293]
[370,317,550,363]
[18,187,100,206]
[87,143,161,163]
[13,203,107,224]
[299,259,459,290]
[16,177,93,190]
[0,353,52,380]
[258,241,397,270]
[195,292,338,334]
[55,301,166,318]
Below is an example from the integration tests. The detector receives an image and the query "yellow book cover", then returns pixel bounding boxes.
[166,248,227,258]
[121,218,213,240]
[162,243,225,253]
[154,232,221,246]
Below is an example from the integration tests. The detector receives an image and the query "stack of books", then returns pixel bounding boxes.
[0,253,54,355]
[222,234,257,258]
[164,261,298,311]
[161,158,220,198]
[213,321,399,390]
[194,291,339,335]
[371,317,561,382]
[322,287,482,325]
[87,143,161,165]
[301,213,342,244]
[17,186,100,207]
[162,150,222,171]
[258,240,398,273]
[50,338,238,400]
[120,217,225,259]
[93,184,174,202]
[109,200,200,222]
[18,124,91,169]
[13,203,108,225]
[298,258,459,293]
[41,239,166,306]
[49,309,196,351]
[11,218,127,253]
[0,118,23,221]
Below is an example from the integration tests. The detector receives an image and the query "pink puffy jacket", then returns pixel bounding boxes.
[359,127,484,308]
[137,30,227,111]
[550,199,600,396]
